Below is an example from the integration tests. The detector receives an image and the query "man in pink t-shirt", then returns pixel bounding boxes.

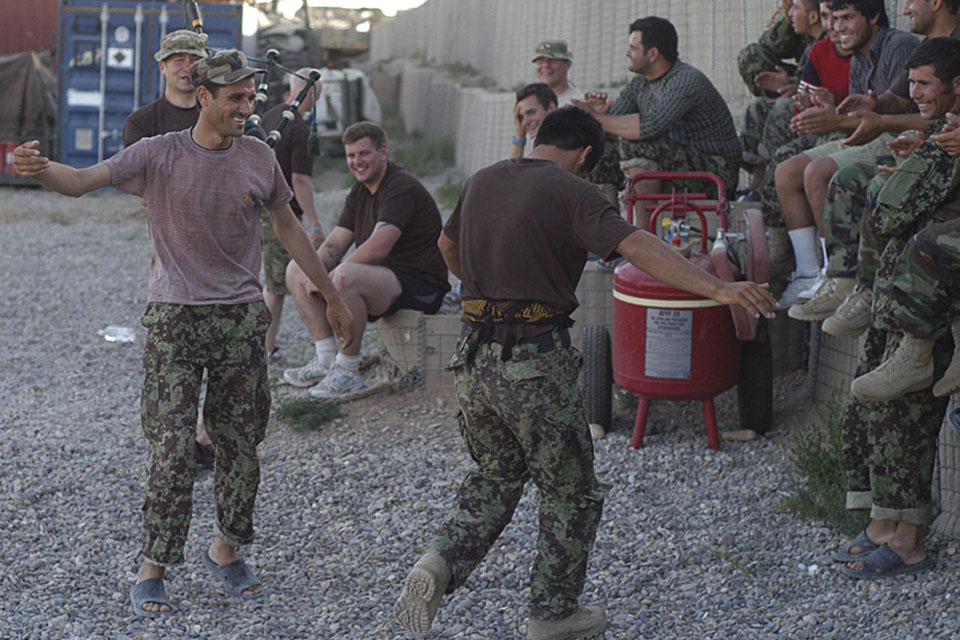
[13,50,354,618]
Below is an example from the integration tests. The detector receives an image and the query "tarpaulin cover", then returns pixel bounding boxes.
[0,51,56,135]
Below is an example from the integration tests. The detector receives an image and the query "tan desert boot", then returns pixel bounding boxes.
[527,605,607,640]
[851,334,934,401]
[933,319,960,397]
[394,552,451,636]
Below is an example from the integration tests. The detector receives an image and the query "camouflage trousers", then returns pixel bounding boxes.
[140,301,272,565]
[591,133,738,201]
[841,324,953,525]
[890,217,960,340]
[428,329,606,620]
[822,164,886,279]
[260,207,292,295]
[741,97,796,169]
[760,132,842,227]
[737,9,804,98]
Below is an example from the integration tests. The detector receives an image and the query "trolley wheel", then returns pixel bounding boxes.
[580,324,612,430]
[737,318,773,434]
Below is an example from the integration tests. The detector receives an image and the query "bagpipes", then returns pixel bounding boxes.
[181,0,323,154]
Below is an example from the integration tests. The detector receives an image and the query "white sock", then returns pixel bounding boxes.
[819,236,827,268]
[788,226,820,277]
[336,352,362,372]
[314,337,338,367]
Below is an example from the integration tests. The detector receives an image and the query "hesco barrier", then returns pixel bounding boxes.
[57,0,242,168]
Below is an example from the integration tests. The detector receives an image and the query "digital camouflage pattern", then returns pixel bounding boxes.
[140,301,271,565]
[737,8,808,97]
[822,163,883,279]
[259,207,291,295]
[840,323,952,524]
[890,217,960,340]
[618,133,739,200]
[741,96,797,169]
[427,332,607,620]
[586,133,625,193]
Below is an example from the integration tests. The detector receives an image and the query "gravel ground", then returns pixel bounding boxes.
[2,185,959,640]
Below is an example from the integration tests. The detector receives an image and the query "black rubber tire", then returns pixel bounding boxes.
[581,324,612,430]
[738,318,773,434]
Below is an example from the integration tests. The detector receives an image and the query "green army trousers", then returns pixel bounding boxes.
[428,329,607,620]
[139,301,271,565]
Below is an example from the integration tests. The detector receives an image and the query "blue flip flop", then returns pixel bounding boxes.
[831,529,879,562]
[841,543,936,580]
[202,550,263,600]
[130,578,176,618]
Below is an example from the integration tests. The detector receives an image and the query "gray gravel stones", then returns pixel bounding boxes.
[2,186,959,639]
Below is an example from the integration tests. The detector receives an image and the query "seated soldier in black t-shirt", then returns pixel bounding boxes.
[283,122,450,398]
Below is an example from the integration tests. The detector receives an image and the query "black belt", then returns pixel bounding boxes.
[461,326,571,354]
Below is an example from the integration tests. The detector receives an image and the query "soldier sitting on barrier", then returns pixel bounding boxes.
[739,0,834,202]
[821,92,960,578]
[510,83,557,159]
[739,0,813,98]
[574,16,742,226]
[283,121,450,399]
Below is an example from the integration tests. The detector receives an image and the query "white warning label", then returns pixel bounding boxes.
[644,308,693,379]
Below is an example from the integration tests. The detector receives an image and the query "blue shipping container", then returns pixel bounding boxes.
[58,0,242,167]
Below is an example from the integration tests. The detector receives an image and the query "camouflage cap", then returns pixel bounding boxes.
[154,29,208,62]
[532,40,573,63]
[189,50,258,87]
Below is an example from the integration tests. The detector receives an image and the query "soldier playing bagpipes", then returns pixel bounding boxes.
[13,5,349,615]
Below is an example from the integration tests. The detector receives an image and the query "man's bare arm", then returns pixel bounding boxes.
[269,204,356,349]
[13,140,111,196]
[438,230,461,279]
[345,222,402,265]
[616,230,776,319]
[589,113,642,141]
[291,172,324,247]
[318,226,354,271]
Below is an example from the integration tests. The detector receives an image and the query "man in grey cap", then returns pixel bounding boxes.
[532,39,582,105]
[123,29,209,146]
[13,49,355,618]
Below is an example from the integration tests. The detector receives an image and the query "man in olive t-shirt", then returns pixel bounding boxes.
[393,106,777,640]
[284,121,449,399]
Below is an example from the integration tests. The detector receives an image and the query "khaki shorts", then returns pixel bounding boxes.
[802,134,895,168]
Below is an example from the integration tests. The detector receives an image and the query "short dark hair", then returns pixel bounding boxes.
[946,0,960,15]
[533,106,604,174]
[199,82,220,98]
[342,121,386,148]
[826,0,889,28]
[906,36,960,84]
[515,83,558,111]
[628,16,679,64]
[800,0,819,11]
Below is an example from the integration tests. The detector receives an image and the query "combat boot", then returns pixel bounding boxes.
[851,334,934,400]
[788,277,855,321]
[822,285,873,337]
[394,552,451,636]
[527,605,607,640]
[933,319,960,397]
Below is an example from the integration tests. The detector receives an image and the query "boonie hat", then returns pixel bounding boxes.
[532,40,573,62]
[189,50,258,87]
[154,29,208,62]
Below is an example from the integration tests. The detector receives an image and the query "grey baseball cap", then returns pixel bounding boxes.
[154,29,208,62]
[189,50,258,87]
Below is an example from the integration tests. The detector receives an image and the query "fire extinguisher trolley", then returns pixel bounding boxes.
[580,172,772,450]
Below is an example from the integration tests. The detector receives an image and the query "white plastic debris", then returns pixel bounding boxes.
[98,326,135,343]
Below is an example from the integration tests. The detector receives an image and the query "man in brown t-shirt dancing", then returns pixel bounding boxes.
[393,107,776,640]
[284,121,450,399]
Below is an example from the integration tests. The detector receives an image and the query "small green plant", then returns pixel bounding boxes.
[782,399,870,536]
[394,135,456,177]
[436,177,463,210]
[275,397,344,432]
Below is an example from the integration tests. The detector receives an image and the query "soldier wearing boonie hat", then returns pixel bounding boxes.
[154,29,208,61]
[531,39,581,106]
